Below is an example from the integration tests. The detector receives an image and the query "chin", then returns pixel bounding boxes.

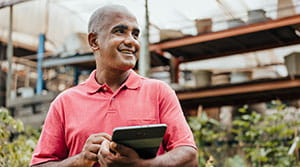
[119,63,136,71]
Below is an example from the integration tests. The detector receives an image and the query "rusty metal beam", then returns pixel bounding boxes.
[0,0,31,9]
[150,14,300,51]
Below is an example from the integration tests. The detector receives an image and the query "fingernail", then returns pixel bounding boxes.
[111,142,117,148]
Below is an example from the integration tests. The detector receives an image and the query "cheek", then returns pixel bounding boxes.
[136,50,140,59]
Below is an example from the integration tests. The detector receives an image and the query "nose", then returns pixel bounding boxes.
[124,34,139,49]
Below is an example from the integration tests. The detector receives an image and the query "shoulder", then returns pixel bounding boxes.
[51,84,84,105]
[139,76,174,95]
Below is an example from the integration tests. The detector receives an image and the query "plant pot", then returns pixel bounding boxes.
[159,29,184,41]
[284,52,300,77]
[192,70,212,87]
[227,18,246,29]
[195,18,212,34]
[247,9,270,24]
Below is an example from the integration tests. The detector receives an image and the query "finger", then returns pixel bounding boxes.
[87,133,112,144]
[92,133,112,141]
[84,151,98,161]
[100,140,112,154]
[88,144,101,154]
[97,151,105,166]
[98,140,115,164]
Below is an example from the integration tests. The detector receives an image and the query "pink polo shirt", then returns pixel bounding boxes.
[31,70,196,166]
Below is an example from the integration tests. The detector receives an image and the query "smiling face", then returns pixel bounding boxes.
[88,6,140,72]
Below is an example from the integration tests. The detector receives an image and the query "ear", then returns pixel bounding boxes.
[88,32,99,51]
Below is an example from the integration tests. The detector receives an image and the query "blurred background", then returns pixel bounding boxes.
[1,0,300,166]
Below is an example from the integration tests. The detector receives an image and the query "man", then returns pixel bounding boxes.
[31,4,198,167]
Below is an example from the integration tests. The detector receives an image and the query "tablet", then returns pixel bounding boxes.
[112,124,167,159]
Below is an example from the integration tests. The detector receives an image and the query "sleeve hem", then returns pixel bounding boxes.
[30,158,60,166]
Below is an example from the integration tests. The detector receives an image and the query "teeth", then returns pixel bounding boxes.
[121,50,133,54]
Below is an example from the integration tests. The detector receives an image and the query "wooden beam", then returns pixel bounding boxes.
[150,14,300,51]
[0,36,38,52]
[177,78,300,100]
[0,0,31,9]
[13,56,36,68]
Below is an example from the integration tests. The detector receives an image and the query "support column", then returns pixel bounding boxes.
[36,34,45,94]
[170,56,180,83]
[73,67,80,86]
[5,6,13,107]
[138,0,150,77]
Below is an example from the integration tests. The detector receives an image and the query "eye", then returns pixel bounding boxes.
[132,31,139,39]
[114,28,125,34]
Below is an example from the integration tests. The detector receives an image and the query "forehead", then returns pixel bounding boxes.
[102,10,139,30]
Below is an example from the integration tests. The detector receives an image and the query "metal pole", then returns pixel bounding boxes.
[138,0,150,77]
[5,6,13,106]
[36,0,49,94]
[36,34,45,94]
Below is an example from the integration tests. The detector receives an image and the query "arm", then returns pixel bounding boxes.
[31,133,111,167]
[31,154,93,167]
[141,146,198,167]
[98,141,198,167]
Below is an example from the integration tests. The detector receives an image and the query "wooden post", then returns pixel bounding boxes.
[138,0,150,77]
[5,6,13,106]
[24,67,30,87]
[170,56,180,83]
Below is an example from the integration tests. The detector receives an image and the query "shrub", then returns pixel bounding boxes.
[232,104,300,167]
[0,107,40,167]
[189,101,300,167]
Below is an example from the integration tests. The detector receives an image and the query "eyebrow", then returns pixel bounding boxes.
[111,24,140,34]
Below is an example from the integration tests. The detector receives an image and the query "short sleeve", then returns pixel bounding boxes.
[157,82,197,153]
[30,99,68,166]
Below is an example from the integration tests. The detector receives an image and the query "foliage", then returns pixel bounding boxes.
[188,112,226,166]
[232,103,300,167]
[0,107,40,167]
[189,100,300,167]
[224,155,247,167]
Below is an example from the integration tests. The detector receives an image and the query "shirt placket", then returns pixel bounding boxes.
[102,86,118,112]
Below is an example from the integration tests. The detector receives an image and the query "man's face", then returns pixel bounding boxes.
[95,10,140,71]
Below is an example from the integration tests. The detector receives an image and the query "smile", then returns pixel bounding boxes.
[120,50,134,54]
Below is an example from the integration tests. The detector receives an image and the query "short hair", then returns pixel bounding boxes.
[88,5,131,33]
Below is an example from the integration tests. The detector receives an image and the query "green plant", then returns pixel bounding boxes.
[232,103,300,167]
[224,155,247,167]
[188,112,226,166]
[189,101,300,167]
[0,107,40,167]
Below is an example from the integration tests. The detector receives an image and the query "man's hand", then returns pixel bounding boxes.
[97,140,141,167]
[80,133,112,166]
[31,133,113,167]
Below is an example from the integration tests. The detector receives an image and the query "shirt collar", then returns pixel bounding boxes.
[85,70,141,94]
[84,70,104,94]
[123,70,142,90]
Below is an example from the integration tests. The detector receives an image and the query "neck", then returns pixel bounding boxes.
[95,68,131,92]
